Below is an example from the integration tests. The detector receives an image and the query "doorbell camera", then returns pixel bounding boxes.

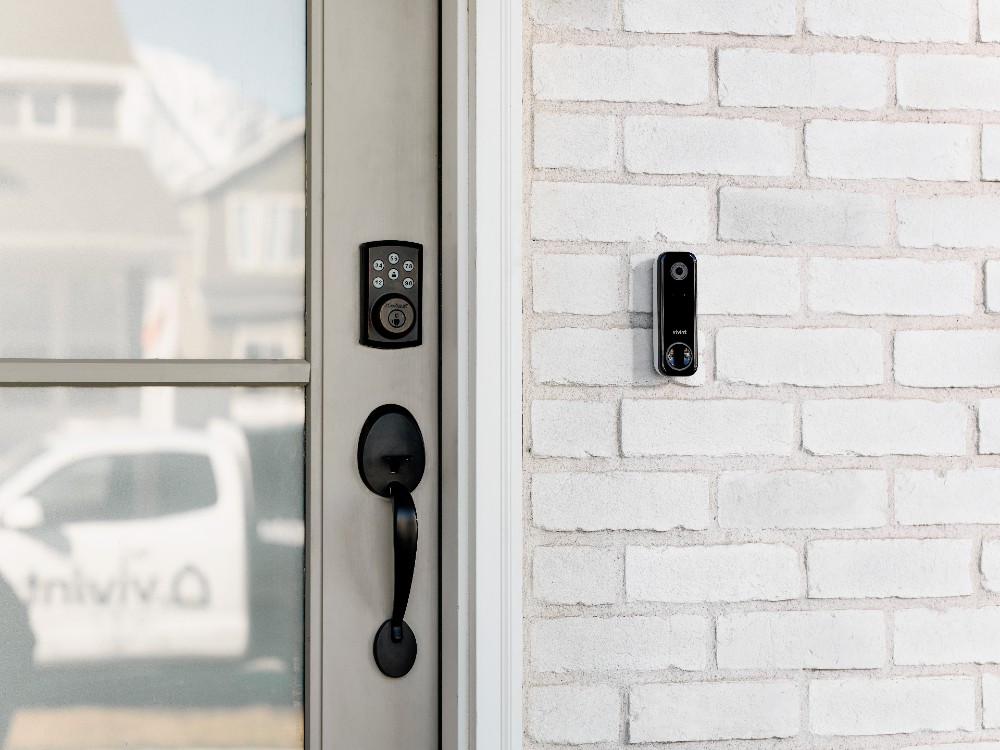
[653,251,698,377]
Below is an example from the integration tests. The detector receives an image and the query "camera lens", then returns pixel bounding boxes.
[666,343,693,371]
[670,262,688,281]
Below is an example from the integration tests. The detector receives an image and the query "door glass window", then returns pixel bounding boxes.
[0,384,305,750]
[0,0,306,359]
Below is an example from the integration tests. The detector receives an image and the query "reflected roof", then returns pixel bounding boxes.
[0,0,132,65]
[0,140,182,239]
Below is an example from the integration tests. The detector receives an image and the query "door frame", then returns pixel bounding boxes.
[307,0,524,746]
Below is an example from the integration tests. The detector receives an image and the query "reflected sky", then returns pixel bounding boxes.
[116,0,306,116]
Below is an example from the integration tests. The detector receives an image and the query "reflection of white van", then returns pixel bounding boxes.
[0,420,279,666]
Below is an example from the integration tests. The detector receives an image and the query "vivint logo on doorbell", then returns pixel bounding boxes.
[653,251,697,377]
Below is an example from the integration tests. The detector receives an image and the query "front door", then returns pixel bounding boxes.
[0,0,440,748]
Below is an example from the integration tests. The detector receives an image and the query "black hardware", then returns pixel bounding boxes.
[653,251,698,377]
[360,241,423,349]
[358,405,424,678]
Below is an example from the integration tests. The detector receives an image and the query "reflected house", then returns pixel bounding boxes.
[179,118,306,360]
[0,0,183,362]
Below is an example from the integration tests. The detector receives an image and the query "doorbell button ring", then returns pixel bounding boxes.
[666,342,693,371]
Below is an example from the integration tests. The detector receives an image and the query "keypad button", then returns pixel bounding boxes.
[372,259,384,271]
[388,252,400,264]
[372,277,384,288]
[388,268,399,280]
[402,278,414,289]
[403,260,414,272]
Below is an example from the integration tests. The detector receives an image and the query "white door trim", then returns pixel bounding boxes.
[441,0,524,748]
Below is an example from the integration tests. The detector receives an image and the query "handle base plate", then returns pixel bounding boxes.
[373,619,417,678]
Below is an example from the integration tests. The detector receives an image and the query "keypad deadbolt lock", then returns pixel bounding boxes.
[361,241,422,348]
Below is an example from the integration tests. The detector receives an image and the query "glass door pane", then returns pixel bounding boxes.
[0,0,306,359]
[0,387,304,750]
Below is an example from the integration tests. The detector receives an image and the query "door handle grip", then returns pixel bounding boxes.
[388,480,418,643]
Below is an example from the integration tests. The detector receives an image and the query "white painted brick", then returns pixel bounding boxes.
[532,328,654,386]
[622,399,794,456]
[808,258,975,316]
[806,0,971,42]
[719,188,886,247]
[627,544,800,603]
[531,182,709,242]
[630,254,799,316]
[980,400,1000,454]
[533,546,620,605]
[898,55,1000,111]
[531,400,617,458]
[533,255,623,315]
[531,615,707,672]
[806,121,972,181]
[802,400,967,457]
[718,49,886,110]
[532,472,712,532]
[718,610,885,670]
[624,0,796,35]
[809,677,976,735]
[984,0,1000,41]
[897,469,1000,525]
[983,125,1000,180]
[903,745,1000,750]
[807,539,974,598]
[625,116,796,177]
[629,681,799,742]
[527,684,619,744]
[899,196,1000,248]
[533,43,708,103]
[719,470,888,530]
[986,674,1000,728]
[895,607,1000,665]
[533,113,616,170]
[716,328,883,386]
[530,0,613,30]
[983,541,1000,592]
[988,260,1000,312]
[897,331,1000,387]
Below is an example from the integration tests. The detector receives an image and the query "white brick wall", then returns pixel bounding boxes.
[898,55,1000,111]
[716,327,882,386]
[896,331,1000,387]
[896,469,1000,525]
[533,44,708,103]
[802,399,967,456]
[718,469,887,529]
[717,610,885,669]
[629,681,799,742]
[719,187,886,247]
[531,182,708,242]
[718,49,886,109]
[981,400,1000,454]
[625,116,796,176]
[805,0,971,43]
[808,258,975,316]
[805,121,972,181]
[525,2,1000,746]
[895,607,1000,665]
[532,471,712,531]
[898,197,1000,248]
[530,615,707,672]
[624,0,796,36]
[622,399,794,456]
[527,684,619,744]
[806,539,974,598]
[627,544,800,602]
[809,678,976,735]
[533,113,616,170]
